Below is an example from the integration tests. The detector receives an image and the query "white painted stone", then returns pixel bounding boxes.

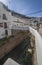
[3,58,20,65]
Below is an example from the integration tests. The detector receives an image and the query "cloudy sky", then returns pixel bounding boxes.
[0,0,42,17]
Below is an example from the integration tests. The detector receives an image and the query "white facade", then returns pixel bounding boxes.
[0,2,30,38]
[0,2,41,39]
[0,2,11,38]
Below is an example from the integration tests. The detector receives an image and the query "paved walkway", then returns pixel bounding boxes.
[29,26,42,65]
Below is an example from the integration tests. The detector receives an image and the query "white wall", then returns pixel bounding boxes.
[0,28,5,38]
[8,29,11,36]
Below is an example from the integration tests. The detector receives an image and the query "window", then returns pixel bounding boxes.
[3,14,7,20]
[40,18,42,21]
[0,23,3,27]
[34,20,38,23]
[4,22,7,28]
[11,12,14,16]
[5,30,8,36]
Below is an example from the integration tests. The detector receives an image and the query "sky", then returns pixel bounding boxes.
[0,0,42,17]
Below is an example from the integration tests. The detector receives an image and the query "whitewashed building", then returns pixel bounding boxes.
[0,2,11,38]
[0,2,31,38]
[0,2,41,39]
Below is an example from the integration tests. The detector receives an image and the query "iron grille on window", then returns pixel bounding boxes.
[5,30,8,36]
[0,23,3,27]
[4,22,7,28]
[3,14,7,20]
